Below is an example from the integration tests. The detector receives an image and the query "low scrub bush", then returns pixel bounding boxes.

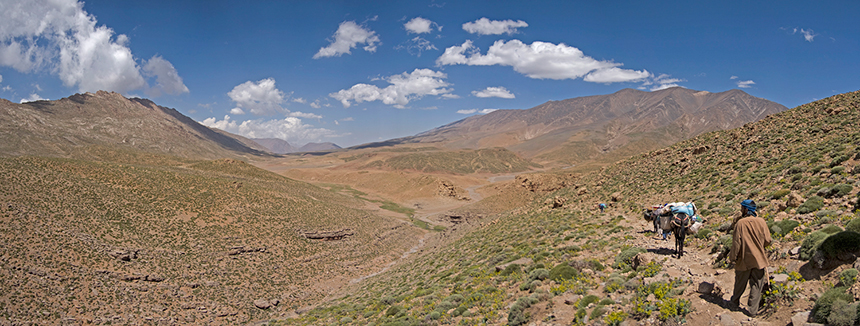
[811,287,852,323]
[799,231,829,261]
[798,196,825,214]
[549,264,578,281]
[768,219,800,238]
[839,269,859,287]
[770,189,791,200]
[820,224,845,234]
[613,247,646,269]
[818,231,860,261]
[507,296,538,325]
[846,218,860,233]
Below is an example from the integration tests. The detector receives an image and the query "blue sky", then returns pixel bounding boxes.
[1,0,858,147]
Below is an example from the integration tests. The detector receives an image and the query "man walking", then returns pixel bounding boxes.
[729,199,772,317]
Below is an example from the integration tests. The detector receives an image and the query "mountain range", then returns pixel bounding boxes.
[389,87,787,167]
[252,138,342,154]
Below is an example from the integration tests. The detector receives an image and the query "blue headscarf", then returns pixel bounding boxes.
[741,199,757,216]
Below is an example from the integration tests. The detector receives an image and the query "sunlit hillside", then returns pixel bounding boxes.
[274,91,859,325]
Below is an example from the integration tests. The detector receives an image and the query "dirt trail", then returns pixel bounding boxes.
[612,209,795,325]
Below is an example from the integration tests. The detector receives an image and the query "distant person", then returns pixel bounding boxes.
[598,203,606,213]
[729,199,772,317]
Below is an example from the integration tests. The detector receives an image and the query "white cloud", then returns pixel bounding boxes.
[784,27,818,42]
[472,86,515,99]
[200,115,336,144]
[437,40,650,83]
[736,80,755,88]
[292,97,306,104]
[329,68,454,108]
[730,75,739,80]
[0,74,3,83]
[800,28,816,42]
[404,17,437,34]
[310,100,322,109]
[230,107,245,115]
[227,78,285,115]
[142,55,189,97]
[396,37,437,57]
[457,108,498,115]
[584,67,651,83]
[642,74,685,91]
[313,21,380,59]
[19,93,47,103]
[0,0,185,96]
[288,111,323,119]
[462,18,528,35]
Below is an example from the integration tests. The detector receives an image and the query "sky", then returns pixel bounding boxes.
[1,1,858,148]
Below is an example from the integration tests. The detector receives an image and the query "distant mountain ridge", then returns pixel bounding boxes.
[0,91,268,160]
[251,138,341,154]
[383,87,788,166]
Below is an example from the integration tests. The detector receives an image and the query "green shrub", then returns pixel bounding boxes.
[771,189,791,199]
[696,228,712,239]
[599,298,616,305]
[769,220,800,238]
[426,311,441,320]
[827,300,857,326]
[501,263,521,276]
[590,306,607,320]
[603,311,629,326]
[819,231,860,261]
[613,247,646,268]
[527,268,549,282]
[800,231,829,261]
[847,218,860,233]
[831,166,846,175]
[798,196,825,214]
[507,296,538,325]
[385,305,402,317]
[549,264,579,281]
[840,269,859,287]
[811,287,852,323]
[821,225,845,235]
[578,295,600,308]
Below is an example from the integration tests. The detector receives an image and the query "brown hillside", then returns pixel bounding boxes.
[397,87,787,167]
[0,91,268,160]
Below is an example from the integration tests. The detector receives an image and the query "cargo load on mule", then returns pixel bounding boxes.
[646,201,704,258]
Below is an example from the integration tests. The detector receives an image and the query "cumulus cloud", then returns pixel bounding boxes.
[437,40,650,83]
[329,68,454,108]
[227,78,285,115]
[404,17,439,34]
[200,115,336,145]
[736,80,755,88]
[457,108,498,115]
[313,21,380,59]
[730,75,739,80]
[462,18,528,35]
[641,74,685,91]
[0,0,187,95]
[19,93,47,103]
[143,55,189,97]
[472,86,515,99]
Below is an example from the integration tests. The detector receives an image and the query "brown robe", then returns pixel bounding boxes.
[729,216,772,271]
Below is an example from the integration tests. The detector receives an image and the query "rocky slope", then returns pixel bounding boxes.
[0,153,422,325]
[274,90,859,325]
[390,87,787,167]
[0,91,268,160]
